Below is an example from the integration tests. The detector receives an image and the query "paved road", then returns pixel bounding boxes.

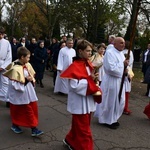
[0,71,150,150]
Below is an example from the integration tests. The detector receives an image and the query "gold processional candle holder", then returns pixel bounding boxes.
[92,62,103,96]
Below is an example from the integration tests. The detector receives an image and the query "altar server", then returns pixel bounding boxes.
[61,39,102,150]
[3,47,43,136]
[54,38,76,94]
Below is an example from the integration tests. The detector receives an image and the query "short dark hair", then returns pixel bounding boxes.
[73,39,93,61]
[17,47,30,59]
[97,43,106,49]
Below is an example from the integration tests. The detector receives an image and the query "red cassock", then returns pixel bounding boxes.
[143,102,150,119]
[10,102,38,128]
[65,114,93,150]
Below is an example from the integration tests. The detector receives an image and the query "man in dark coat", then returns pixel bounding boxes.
[143,43,150,96]
[10,38,18,61]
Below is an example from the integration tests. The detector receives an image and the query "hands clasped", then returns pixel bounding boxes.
[26,76,33,82]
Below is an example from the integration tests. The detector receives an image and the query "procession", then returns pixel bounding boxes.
[0,24,150,150]
[0,0,150,150]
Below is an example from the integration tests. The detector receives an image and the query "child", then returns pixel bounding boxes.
[61,39,102,150]
[3,47,43,136]
[122,41,134,115]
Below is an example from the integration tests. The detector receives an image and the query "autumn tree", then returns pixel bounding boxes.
[32,0,64,40]
[19,2,48,39]
[2,0,150,46]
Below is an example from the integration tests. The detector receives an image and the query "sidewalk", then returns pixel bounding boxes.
[0,71,150,150]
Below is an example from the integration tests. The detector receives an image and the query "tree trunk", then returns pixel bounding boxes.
[124,0,139,41]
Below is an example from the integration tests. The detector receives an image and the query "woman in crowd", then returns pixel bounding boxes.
[90,43,106,85]
[34,40,48,88]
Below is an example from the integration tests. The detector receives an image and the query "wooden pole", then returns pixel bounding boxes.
[118,0,142,102]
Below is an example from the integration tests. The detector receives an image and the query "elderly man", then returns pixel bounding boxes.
[0,27,12,107]
[94,37,129,129]
[106,35,116,51]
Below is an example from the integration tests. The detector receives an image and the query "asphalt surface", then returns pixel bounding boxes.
[0,70,150,150]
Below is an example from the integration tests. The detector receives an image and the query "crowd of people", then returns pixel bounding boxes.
[0,25,150,150]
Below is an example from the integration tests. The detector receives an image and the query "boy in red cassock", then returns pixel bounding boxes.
[61,39,102,150]
[3,47,43,137]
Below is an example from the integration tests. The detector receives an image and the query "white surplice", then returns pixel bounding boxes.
[122,49,134,92]
[67,67,96,114]
[94,47,125,125]
[7,68,38,105]
[106,44,114,51]
[0,38,12,101]
[67,79,96,114]
[54,46,76,94]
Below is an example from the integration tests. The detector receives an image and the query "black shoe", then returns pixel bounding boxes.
[58,92,65,95]
[36,80,39,84]
[113,122,120,126]
[63,139,73,150]
[104,123,118,129]
[6,102,10,108]
[145,92,148,96]
[40,83,44,88]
